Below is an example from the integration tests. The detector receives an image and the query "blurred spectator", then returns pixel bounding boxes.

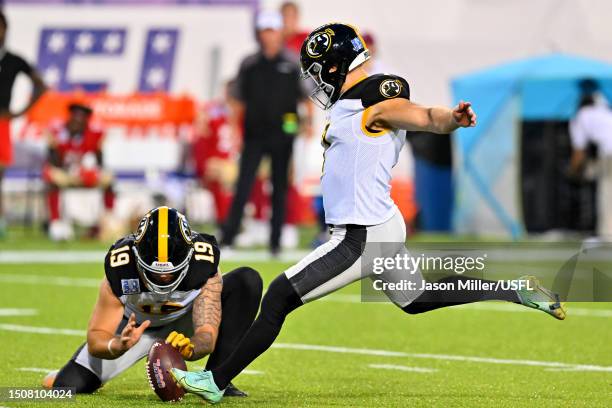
[189,80,272,244]
[569,79,612,238]
[280,1,316,248]
[220,10,308,255]
[280,1,309,55]
[362,31,391,74]
[0,10,46,238]
[192,80,241,225]
[43,103,114,240]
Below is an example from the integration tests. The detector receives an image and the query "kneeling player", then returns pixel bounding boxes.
[171,23,567,403]
[44,206,263,397]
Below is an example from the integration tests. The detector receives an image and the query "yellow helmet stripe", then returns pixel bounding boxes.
[158,206,169,262]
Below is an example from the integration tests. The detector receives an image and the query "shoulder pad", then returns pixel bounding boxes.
[104,235,141,298]
[360,74,410,108]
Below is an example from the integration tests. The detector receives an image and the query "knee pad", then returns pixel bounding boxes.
[53,360,102,394]
[224,267,263,299]
[235,266,264,296]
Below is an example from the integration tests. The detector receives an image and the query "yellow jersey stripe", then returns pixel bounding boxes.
[158,206,169,262]
[361,106,388,137]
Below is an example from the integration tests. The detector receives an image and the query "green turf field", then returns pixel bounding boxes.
[0,253,611,407]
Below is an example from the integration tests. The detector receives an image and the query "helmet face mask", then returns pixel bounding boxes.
[132,207,194,295]
[133,245,193,295]
[302,62,337,110]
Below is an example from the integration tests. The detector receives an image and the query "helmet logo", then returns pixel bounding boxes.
[178,214,193,244]
[306,29,333,58]
[380,79,403,98]
[134,215,149,243]
[152,261,174,270]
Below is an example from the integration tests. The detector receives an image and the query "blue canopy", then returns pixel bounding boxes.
[451,54,612,238]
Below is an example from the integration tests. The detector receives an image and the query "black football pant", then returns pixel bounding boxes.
[221,137,294,252]
[53,267,263,393]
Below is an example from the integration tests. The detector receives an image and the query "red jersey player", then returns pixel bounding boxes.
[43,103,114,240]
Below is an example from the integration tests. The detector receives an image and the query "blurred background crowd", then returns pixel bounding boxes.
[1,0,612,252]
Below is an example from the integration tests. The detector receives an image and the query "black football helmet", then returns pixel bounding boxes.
[300,23,370,109]
[132,206,194,294]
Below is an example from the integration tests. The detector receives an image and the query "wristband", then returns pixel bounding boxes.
[107,337,117,357]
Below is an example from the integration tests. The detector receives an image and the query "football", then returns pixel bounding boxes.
[145,340,187,402]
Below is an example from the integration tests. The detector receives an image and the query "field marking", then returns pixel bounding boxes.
[0,323,86,336]
[369,364,437,373]
[241,369,264,375]
[271,343,612,372]
[191,366,263,375]
[1,272,610,318]
[3,246,606,264]
[0,251,105,264]
[0,323,610,373]
[0,249,309,264]
[0,308,38,316]
[17,367,54,373]
[0,274,100,287]
[16,366,265,377]
[323,293,612,318]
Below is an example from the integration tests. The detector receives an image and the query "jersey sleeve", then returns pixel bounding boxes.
[569,111,589,149]
[360,74,410,108]
[103,236,139,299]
[14,54,33,76]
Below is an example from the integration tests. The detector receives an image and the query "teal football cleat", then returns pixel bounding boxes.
[170,368,225,404]
[516,276,566,320]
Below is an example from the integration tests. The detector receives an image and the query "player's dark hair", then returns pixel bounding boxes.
[578,94,596,109]
[0,11,7,29]
[577,78,599,109]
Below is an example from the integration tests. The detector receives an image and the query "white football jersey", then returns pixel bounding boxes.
[321,74,410,226]
[121,289,201,327]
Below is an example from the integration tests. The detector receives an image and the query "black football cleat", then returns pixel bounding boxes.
[224,382,248,397]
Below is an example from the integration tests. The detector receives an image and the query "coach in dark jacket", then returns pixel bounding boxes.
[221,10,309,254]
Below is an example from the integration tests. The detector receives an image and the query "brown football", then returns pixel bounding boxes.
[146,340,187,402]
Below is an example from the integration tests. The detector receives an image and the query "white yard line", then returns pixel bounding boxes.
[1,272,610,318]
[1,323,610,372]
[272,343,612,372]
[0,250,309,264]
[17,367,55,373]
[0,274,100,287]
[190,366,263,375]
[368,364,437,373]
[323,294,612,318]
[0,324,85,336]
[0,251,105,264]
[241,369,264,375]
[0,308,38,316]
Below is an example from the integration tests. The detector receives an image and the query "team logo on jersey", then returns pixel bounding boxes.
[306,29,334,58]
[134,215,149,243]
[121,278,141,295]
[380,79,403,98]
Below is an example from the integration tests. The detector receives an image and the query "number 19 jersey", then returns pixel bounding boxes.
[103,232,220,327]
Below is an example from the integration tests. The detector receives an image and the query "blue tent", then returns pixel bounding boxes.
[452,54,612,238]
